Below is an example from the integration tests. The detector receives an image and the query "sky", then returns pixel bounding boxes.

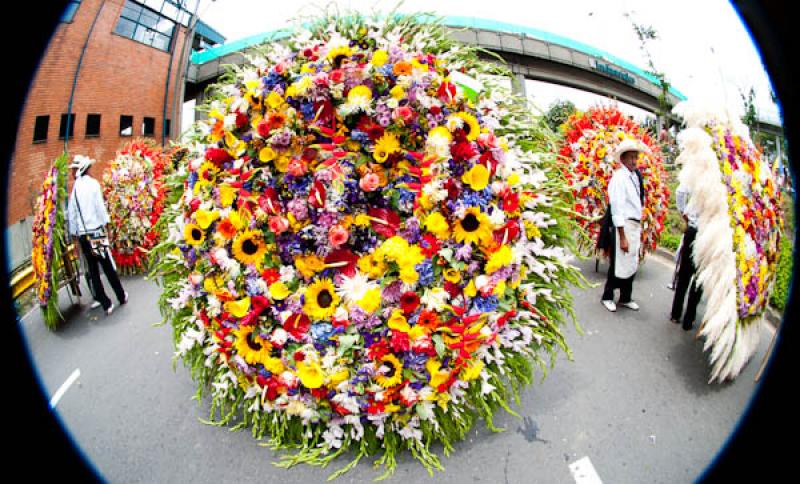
[193,0,781,125]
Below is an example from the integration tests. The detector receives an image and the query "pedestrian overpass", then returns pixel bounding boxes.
[185,16,686,115]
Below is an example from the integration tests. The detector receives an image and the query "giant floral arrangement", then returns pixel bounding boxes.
[673,101,784,383]
[559,106,669,259]
[152,12,584,478]
[32,153,69,329]
[102,139,167,274]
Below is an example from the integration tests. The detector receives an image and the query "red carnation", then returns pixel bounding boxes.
[399,292,420,314]
[451,141,478,162]
[257,120,271,138]
[205,147,232,165]
[235,112,248,130]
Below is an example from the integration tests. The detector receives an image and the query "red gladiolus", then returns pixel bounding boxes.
[261,268,280,285]
[399,292,420,314]
[451,141,477,162]
[235,112,248,130]
[390,330,410,353]
[503,191,520,213]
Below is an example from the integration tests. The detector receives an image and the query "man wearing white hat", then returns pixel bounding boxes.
[601,139,649,312]
[67,155,127,315]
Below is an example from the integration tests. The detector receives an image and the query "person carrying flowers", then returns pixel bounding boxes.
[67,155,128,315]
[601,139,649,312]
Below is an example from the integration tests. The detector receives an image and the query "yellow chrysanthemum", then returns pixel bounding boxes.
[424,211,450,239]
[453,207,493,247]
[233,324,272,366]
[373,132,400,163]
[347,85,373,105]
[184,223,205,246]
[462,163,490,191]
[389,85,405,100]
[219,184,236,208]
[295,254,325,279]
[304,278,340,321]
[232,230,267,266]
[399,266,419,285]
[357,286,382,313]
[485,245,513,273]
[357,253,387,279]
[375,354,404,388]
[371,49,389,67]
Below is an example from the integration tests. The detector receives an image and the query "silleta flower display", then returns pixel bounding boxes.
[153,13,583,478]
[673,101,784,382]
[32,153,68,329]
[103,139,167,274]
[559,106,669,259]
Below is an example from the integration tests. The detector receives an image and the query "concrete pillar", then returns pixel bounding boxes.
[512,73,527,98]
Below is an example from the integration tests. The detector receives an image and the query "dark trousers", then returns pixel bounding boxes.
[601,229,635,303]
[671,226,703,325]
[78,235,125,310]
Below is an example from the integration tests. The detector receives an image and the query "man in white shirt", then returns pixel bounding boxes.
[67,155,127,315]
[601,139,648,312]
[670,181,702,330]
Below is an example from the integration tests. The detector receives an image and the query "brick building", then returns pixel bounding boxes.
[6,0,223,270]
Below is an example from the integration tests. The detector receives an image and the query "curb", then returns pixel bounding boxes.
[654,245,783,331]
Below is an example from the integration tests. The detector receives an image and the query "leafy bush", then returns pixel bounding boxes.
[770,238,793,311]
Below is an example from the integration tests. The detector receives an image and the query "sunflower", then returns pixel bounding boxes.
[304,278,340,321]
[233,325,273,366]
[232,230,267,266]
[184,223,205,246]
[326,45,353,66]
[375,354,404,388]
[453,112,481,141]
[453,207,493,246]
[373,132,400,163]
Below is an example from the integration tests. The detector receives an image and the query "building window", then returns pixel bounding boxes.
[114,1,180,52]
[33,116,49,143]
[120,115,133,136]
[164,119,171,138]
[59,113,76,140]
[86,114,101,137]
[142,117,155,136]
[61,0,82,23]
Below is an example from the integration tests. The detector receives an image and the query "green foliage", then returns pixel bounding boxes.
[544,100,576,133]
[41,152,70,330]
[769,237,793,311]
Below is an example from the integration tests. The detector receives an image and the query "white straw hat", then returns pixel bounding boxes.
[69,154,96,175]
[613,138,650,164]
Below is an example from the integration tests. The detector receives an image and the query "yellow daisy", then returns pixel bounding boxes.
[232,230,267,266]
[373,132,400,163]
[304,278,340,321]
[327,45,354,65]
[453,207,493,246]
[375,354,404,388]
[233,325,273,366]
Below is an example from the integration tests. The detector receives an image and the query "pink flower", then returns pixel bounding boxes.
[328,224,349,247]
[287,159,308,177]
[269,216,290,234]
[359,173,380,192]
[392,105,414,124]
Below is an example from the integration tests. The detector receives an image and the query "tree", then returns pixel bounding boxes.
[544,100,577,132]
[625,12,672,130]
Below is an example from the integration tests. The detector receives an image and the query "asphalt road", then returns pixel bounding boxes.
[19,253,775,483]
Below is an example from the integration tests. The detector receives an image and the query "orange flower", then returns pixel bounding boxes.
[267,111,286,130]
[218,218,238,240]
[417,310,440,331]
[393,61,412,76]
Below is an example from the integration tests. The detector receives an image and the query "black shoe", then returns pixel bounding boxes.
[682,321,694,331]
[670,318,680,325]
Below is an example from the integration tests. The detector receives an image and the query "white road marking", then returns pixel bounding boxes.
[569,456,603,484]
[50,369,81,409]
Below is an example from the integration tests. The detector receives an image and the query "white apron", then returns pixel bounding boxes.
[614,219,641,279]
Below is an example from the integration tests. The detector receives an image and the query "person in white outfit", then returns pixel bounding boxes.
[67,155,127,315]
[601,139,649,312]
